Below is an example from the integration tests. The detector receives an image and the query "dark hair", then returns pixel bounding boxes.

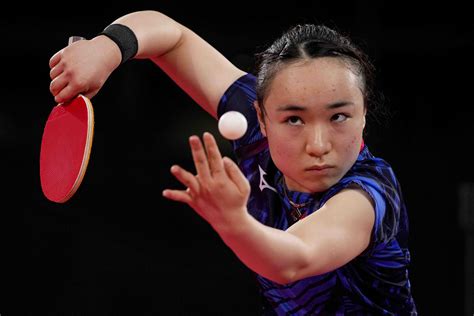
[254,24,383,121]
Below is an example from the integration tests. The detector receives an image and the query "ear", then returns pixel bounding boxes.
[254,101,267,137]
[362,108,367,129]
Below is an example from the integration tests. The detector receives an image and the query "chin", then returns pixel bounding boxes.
[309,183,332,193]
[297,181,329,194]
[304,177,340,193]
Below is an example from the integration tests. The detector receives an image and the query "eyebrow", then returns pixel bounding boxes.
[277,101,354,112]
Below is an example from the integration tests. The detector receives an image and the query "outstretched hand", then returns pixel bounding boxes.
[162,132,250,231]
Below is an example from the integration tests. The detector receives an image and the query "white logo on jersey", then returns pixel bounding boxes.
[258,165,277,193]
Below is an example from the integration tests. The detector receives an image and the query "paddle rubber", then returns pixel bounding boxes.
[40,95,94,203]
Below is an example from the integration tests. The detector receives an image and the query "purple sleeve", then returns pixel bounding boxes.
[217,73,265,152]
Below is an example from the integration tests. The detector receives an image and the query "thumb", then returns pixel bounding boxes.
[223,157,250,195]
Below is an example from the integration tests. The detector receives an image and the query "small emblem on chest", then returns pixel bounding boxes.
[258,165,277,193]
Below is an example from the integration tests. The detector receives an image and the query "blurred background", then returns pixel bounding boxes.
[2,1,473,315]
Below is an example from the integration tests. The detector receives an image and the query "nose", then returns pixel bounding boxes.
[305,125,331,157]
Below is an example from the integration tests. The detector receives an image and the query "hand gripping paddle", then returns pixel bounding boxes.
[40,36,94,203]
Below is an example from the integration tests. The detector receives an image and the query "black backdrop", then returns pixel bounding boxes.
[2,1,473,315]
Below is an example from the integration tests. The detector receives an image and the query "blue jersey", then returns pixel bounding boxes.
[217,73,417,315]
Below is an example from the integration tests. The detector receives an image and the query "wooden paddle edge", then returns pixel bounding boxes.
[59,94,95,203]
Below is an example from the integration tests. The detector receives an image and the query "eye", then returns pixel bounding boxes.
[331,113,349,123]
[286,116,303,126]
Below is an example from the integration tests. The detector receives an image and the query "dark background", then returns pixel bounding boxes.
[2,1,473,315]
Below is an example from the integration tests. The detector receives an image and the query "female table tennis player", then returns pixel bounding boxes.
[49,10,417,315]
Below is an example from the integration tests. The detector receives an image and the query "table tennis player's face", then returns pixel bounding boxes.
[256,57,366,193]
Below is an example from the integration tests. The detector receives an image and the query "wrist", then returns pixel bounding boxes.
[92,35,122,70]
[212,209,253,238]
[98,24,138,64]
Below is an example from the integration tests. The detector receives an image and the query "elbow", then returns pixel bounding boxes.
[270,267,305,285]
[277,270,298,285]
[266,275,292,286]
[270,255,321,285]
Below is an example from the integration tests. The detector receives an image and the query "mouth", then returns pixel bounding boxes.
[306,165,333,171]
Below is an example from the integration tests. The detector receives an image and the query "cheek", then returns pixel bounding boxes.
[345,135,362,158]
[270,137,298,159]
[266,130,300,166]
[345,121,364,153]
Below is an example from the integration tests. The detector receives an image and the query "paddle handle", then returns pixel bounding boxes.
[68,36,85,45]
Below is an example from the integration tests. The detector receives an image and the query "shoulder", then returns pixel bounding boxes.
[323,146,404,244]
[217,72,256,116]
[217,73,267,155]
[339,146,400,199]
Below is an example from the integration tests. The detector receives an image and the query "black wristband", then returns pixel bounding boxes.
[99,24,138,64]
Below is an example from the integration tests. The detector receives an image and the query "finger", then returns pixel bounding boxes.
[170,165,199,193]
[189,135,211,182]
[162,189,193,204]
[50,63,63,80]
[223,157,250,194]
[53,84,79,104]
[49,49,63,69]
[203,132,224,176]
[49,74,69,98]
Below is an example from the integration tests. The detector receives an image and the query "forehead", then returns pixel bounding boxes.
[265,57,363,108]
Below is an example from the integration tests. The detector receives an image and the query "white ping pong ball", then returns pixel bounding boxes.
[218,111,248,140]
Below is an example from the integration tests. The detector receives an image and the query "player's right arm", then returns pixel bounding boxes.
[49,10,246,118]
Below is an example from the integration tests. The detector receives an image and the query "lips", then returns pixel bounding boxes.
[306,165,332,171]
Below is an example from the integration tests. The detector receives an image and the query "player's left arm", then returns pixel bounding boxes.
[163,132,375,285]
[218,186,375,284]
[284,187,375,280]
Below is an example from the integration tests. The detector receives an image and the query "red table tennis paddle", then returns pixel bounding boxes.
[40,34,94,203]
[40,94,94,203]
